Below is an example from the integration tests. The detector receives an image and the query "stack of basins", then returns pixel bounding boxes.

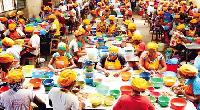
[84,60,95,85]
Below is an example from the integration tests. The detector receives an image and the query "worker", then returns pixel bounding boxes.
[3,23,26,40]
[8,11,16,24]
[79,19,90,30]
[49,14,60,39]
[87,10,96,25]
[113,77,155,110]
[48,42,76,74]
[102,6,111,19]
[0,17,8,37]
[55,11,66,36]
[126,23,140,43]
[0,53,15,82]
[138,42,167,74]
[187,19,198,37]
[96,2,102,17]
[20,26,40,65]
[172,64,200,109]
[96,16,107,33]
[96,46,130,77]
[16,11,26,22]
[48,69,85,110]
[107,16,118,36]
[69,30,87,65]
[40,6,50,20]
[0,69,46,109]
[2,37,20,69]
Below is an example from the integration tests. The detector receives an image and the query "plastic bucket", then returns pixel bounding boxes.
[166,63,178,73]
[158,43,165,52]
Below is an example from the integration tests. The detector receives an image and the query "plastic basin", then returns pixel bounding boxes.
[120,86,132,95]
[37,67,49,73]
[158,96,170,107]
[84,77,93,84]
[104,96,115,106]
[134,70,144,74]
[72,85,80,93]
[170,98,187,110]
[84,70,94,78]
[170,58,178,64]
[22,65,34,78]
[88,93,104,106]
[120,72,131,81]
[93,78,102,87]
[15,39,24,44]
[0,87,9,94]
[76,81,85,89]
[41,75,50,82]
[186,37,193,41]
[24,38,30,42]
[151,78,164,89]
[32,71,44,78]
[164,71,177,78]
[154,74,164,78]
[139,72,151,81]
[147,87,155,92]
[29,78,42,88]
[96,85,109,96]
[40,30,46,35]
[43,79,54,91]
[45,72,54,78]
[101,46,109,49]
[150,91,161,99]
[149,96,157,104]
[85,67,94,72]
[195,39,200,44]
[164,77,176,87]
[109,90,120,99]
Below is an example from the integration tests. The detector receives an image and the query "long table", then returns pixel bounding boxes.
[23,68,196,110]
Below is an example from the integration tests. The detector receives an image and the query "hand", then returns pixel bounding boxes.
[22,45,25,47]
[174,89,184,95]
[155,70,161,74]
[113,71,121,77]
[149,70,156,75]
[104,70,110,77]
[80,102,85,108]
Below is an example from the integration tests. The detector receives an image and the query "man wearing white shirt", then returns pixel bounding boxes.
[58,1,67,12]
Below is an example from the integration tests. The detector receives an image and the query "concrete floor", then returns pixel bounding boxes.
[40,12,155,67]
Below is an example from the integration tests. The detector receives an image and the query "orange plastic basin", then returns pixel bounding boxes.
[121,72,132,81]
[120,86,132,95]
[29,78,42,88]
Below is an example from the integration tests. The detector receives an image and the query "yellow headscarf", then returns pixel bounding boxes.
[58,42,68,50]
[78,28,85,34]
[109,16,115,20]
[55,11,61,16]
[57,69,77,87]
[132,34,143,40]
[174,15,180,19]
[82,19,90,25]
[131,77,147,92]
[190,19,197,24]
[91,10,96,14]
[0,17,8,22]
[193,13,199,18]
[177,24,185,30]
[126,3,131,7]
[0,53,14,63]
[2,37,14,47]
[128,23,136,30]
[179,64,198,77]
[147,42,158,50]
[97,2,102,6]
[105,6,110,10]
[17,11,24,15]
[9,11,16,17]
[8,23,17,31]
[6,69,24,84]
[109,46,119,53]
[18,19,25,24]
[74,30,82,37]
[24,26,34,33]
[124,20,131,25]
[49,14,56,19]
[44,7,49,11]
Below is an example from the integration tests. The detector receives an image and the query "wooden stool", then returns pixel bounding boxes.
[167,47,182,58]
[151,30,164,43]
[22,57,36,66]
[50,38,60,55]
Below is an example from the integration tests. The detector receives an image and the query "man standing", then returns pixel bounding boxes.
[130,0,136,12]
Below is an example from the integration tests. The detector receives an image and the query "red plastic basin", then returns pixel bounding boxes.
[147,87,155,92]
[170,98,187,110]
[120,86,132,95]
[0,87,9,94]
[150,91,161,99]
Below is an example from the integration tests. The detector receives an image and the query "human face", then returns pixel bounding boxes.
[76,35,82,41]
[26,32,33,37]
[133,40,140,45]
[58,50,65,56]
[110,20,114,24]
[108,54,117,60]
[130,28,136,32]
[148,49,157,57]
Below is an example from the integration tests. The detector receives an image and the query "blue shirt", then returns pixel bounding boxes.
[194,56,200,77]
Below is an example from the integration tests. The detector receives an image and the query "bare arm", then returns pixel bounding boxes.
[48,57,55,71]
[33,95,46,109]
[65,58,77,69]
[158,58,167,73]
[138,57,148,72]
[76,51,87,57]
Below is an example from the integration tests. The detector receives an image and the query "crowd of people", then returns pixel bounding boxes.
[0,0,199,109]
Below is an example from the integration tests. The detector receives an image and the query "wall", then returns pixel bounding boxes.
[193,0,200,8]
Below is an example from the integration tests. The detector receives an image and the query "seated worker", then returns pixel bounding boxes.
[17,19,25,32]
[170,24,192,60]
[79,19,90,30]
[107,16,118,36]
[125,11,134,23]
[40,6,50,20]
[16,11,27,22]
[121,20,131,34]
[102,6,111,19]
[2,37,20,69]
[113,77,155,110]
[96,16,107,34]
[3,23,25,40]
[69,30,87,65]
[126,23,140,43]
[186,19,198,37]
[48,69,85,110]
[0,53,15,82]
[171,64,200,109]
[87,10,96,25]
[78,27,95,47]
[138,42,167,74]
[48,42,76,74]
[8,11,16,24]
[0,69,46,110]
[194,51,200,77]
[20,26,40,65]
[96,46,130,77]
[49,14,60,38]
[0,17,8,36]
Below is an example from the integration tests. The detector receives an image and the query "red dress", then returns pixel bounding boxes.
[113,95,155,110]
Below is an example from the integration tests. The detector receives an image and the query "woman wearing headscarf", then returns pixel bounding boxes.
[107,16,118,36]
[172,64,200,109]
[8,11,16,24]
[48,69,85,110]
[126,23,140,43]
[2,37,20,69]
[138,42,167,74]
[113,77,155,110]
[0,69,46,110]
[96,16,107,34]
[48,42,76,74]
